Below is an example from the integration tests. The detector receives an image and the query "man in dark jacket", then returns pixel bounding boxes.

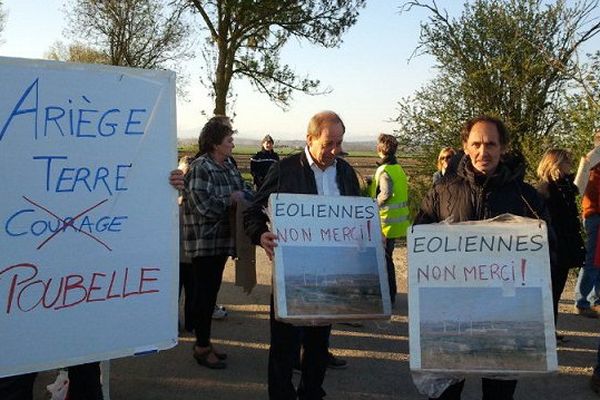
[244,111,360,400]
[415,115,551,400]
[250,134,280,189]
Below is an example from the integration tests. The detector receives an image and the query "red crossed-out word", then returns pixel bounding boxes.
[22,196,112,251]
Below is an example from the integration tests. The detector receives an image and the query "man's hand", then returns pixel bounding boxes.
[169,169,185,190]
[260,231,278,261]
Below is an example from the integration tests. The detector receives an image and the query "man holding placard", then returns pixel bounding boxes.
[244,111,361,400]
[413,115,551,400]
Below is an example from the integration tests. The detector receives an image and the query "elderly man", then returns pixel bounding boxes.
[414,115,550,400]
[244,111,360,400]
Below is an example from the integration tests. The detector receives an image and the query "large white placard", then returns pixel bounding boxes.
[408,215,557,374]
[0,57,178,377]
[269,193,391,324]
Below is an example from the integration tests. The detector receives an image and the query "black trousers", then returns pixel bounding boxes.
[192,255,228,347]
[179,262,196,331]
[430,378,517,400]
[268,297,330,400]
[385,238,397,305]
[0,362,102,400]
[551,264,570,324]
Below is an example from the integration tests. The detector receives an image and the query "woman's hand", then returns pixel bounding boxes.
[230,191,245,204]
[169,169,185,190]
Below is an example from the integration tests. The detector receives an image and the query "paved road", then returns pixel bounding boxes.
[33,248,600,399]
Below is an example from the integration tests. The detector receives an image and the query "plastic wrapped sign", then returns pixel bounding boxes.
[408,215,557,374]
[269,193,391,324]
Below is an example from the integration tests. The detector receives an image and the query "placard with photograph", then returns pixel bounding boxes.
[408,216,557,374]
[269,193,391,324]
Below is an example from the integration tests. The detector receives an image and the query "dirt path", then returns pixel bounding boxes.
[33,246,600,399]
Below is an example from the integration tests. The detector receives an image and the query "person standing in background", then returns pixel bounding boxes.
[574,131,600,318]
[369,133,410,306]
[250,134,280,190]
[432,147,456,185]
[536,149,586,342]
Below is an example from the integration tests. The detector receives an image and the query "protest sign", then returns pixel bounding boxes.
[0,57,178,377]
[407,216,557,374]
[269,193,391,324]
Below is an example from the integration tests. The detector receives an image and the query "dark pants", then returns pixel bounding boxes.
[0,362,103,400]
[179,262,196,331]
[430,378,517,400]
[268,297,330,400]
[0,372,36,400]
[192,255,228,347]
[551,263,570,325]
[68,363,103,400]
[385,238,397,305]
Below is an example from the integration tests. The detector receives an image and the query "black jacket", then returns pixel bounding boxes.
[416,154,550,225]
[250,149,279,188]
[536,177,586,268]
[243,151,361,245]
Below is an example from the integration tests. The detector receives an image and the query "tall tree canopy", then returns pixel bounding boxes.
[67,0,192,69]
[396,0,600,166]
[188,0,366,115]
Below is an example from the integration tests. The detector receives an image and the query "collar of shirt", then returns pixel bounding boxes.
[304,146,340,196]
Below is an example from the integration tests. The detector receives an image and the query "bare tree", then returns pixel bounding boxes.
[67,0,192,69]
[187,0,366,115]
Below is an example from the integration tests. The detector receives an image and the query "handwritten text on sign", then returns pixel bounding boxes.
[0,57,177,377]
[411,231,545,284]
[272,200,376,245]
[407,217,557,373]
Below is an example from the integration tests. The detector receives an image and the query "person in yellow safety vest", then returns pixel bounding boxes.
[369,133,410,305]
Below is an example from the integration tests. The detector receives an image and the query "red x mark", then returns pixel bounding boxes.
[22,196,112,251]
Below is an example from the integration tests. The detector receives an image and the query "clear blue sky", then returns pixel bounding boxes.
[1,1,598,141]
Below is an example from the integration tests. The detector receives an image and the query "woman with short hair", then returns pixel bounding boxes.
[183,117,248,369]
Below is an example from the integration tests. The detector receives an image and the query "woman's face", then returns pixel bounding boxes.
[558,159,572,177]
[439,152,453,170]
[214,134,234,159]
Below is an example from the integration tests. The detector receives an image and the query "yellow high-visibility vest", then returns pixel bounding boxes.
[369,164,410,238]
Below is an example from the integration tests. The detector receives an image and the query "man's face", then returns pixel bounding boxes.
[307,122,344,170]
[463,121,504,175]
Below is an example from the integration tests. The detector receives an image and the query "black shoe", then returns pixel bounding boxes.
[327,352,347,369]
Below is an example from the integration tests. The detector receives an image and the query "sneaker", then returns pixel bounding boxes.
[575,306,599,318]
[327,352,347,370]
[212,305,228,320]
[590,372,600,394]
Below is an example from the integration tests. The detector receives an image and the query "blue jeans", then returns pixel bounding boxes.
[575,214,600,308]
